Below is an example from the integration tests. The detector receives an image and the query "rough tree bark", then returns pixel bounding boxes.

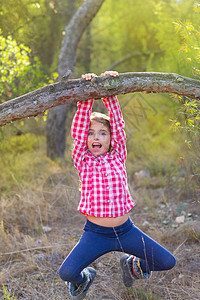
[46,0,105,160]
[1,72,200,127]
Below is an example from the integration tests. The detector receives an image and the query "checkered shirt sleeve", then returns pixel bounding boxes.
[71,99,94,169]
[102,96,127,162]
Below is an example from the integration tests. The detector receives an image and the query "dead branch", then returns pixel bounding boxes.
[0,72,200,127]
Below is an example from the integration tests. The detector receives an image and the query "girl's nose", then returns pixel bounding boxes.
[94,133,99,140]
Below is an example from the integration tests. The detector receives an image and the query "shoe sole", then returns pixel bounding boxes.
[80,267,96,300]
[120,254,134,288]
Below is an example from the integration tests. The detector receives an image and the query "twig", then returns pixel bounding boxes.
[0,244,66,256]
[173,239,187,255]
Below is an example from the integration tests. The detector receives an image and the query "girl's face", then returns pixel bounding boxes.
[87,120,111,156]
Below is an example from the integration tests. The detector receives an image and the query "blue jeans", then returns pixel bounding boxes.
[59,218,176,284]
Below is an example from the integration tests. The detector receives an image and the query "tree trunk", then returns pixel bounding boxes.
[83,26,92,72]
[1,72,200,127]
[46,0,105,160]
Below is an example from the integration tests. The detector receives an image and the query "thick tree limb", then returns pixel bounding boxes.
[0,72,200,127]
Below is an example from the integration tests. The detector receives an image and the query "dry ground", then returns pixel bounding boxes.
[0,170,199,300]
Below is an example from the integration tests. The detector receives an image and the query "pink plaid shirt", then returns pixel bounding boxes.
[71,96,135,217]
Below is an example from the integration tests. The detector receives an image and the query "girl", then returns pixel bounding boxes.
[59,71,176,299]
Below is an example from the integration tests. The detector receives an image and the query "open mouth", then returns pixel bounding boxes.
[92,142,102,149]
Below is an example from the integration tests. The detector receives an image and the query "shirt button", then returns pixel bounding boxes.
[105,173,108,176]
[107,200,110,203]
[106,186,110,190]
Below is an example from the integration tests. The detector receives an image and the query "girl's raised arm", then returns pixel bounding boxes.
[102,95,127,163]
[71,99,93,170]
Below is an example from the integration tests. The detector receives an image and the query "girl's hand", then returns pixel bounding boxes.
[100,71,119,77]
[82,73,97,80]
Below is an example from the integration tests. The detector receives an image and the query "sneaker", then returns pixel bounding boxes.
[132,257,152,279]
[120,254,135,287]
[68,267,96,299]
[120,255,152,288]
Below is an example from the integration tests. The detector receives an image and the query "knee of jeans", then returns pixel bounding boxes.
[59,264,79,282]
[169,255,176,269]
[163,253,176,270]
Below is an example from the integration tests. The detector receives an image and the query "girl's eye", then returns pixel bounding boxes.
[88,132,93,136]
[101,132,106,136]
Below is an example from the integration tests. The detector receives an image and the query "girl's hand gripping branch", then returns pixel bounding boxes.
[82,73,97,80]
[82,71,119,80]
[100,71,119,77]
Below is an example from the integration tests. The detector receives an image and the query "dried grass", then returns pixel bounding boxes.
[0,153,199,299]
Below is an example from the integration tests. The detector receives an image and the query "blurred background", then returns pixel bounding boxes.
[0,0,199,299]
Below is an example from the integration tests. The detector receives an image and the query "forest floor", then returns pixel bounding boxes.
[0,167,200,300]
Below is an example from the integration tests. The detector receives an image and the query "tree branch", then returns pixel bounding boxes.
[0,72,200,127]
[107,51,164,70]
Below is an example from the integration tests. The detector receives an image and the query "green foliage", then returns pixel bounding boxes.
[2,285,16,300]
[0,134,54,193]
[0,31,30,100]
[184,100,200,134]
[80,0,200,78]
[170,5,200,158]
[0,133,38,154]
[1,0,199,78]
[0,132,41,192]
[0,0,78,68]
[0,31,49,103]
[121,93,186,175]
[174,20,200,78]
[173,97,200,182]
[90,0,162,74]
[129,286,161,300]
